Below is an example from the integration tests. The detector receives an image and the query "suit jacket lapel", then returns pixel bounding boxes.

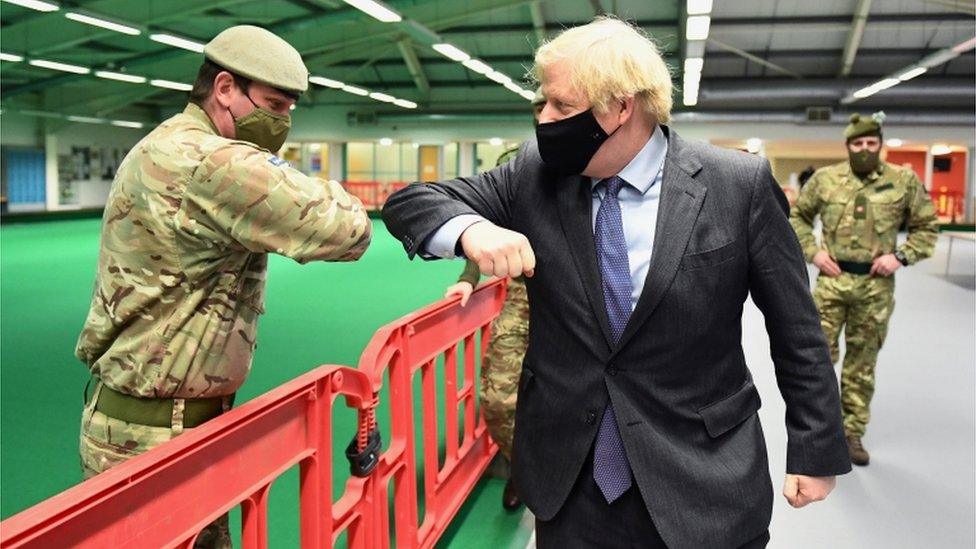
[556,174,615,350]
[614,131,705,353]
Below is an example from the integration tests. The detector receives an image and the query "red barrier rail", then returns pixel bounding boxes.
[342,181,411,211]
[0,279,508,548]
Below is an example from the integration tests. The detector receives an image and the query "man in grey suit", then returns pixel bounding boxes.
[383,17,851,549]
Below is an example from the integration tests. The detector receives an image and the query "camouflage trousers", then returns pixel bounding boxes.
[481,277,529,462]
[79,382,233,548]
[813,273,895,438]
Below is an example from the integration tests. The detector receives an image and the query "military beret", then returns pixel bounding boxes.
[844,111,885,140]
[205,25,308,94]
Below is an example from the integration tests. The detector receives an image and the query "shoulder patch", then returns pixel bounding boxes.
[267,155,289,168]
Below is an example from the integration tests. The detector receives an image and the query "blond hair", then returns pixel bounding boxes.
[532,16,673,123]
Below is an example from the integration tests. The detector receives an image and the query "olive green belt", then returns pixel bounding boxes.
[94,383,230,428]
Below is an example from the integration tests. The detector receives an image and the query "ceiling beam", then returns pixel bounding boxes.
[397,39,431,96]
[707,38,803,79]
[439,18,677,34]
[839,0,873,76]
[530,1,547,47]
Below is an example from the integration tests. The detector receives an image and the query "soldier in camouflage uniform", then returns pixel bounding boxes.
[443,89,545,511]
[76,26,371,547]
[790,112,937,466]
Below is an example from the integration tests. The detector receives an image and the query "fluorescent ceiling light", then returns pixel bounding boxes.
[149,33,204,53]
[379,137,393,146]
[686,16,710,41]
[746,138,762,153]
[432,43,470,62]
[931,144,951,156]
[341,84,369,96]
[852,86,878,99]
[111,120,144,128]
[67,115,105,124]
[684,57,704,73]
[885,138,903,147]
[873,77,900,91]
[952,37,976,53]
[687,0,712,15]
[369,92,396,102]
[393,99,417,109]
[488,137,503,146]
[682,93,698,107]
[65,12,140,35]
[486,71,512,85]
[309,75,344,89]
[2,0,58,12]
[462,58,492,75]
[504,81,524,94]
[343,0,401,23]
[897,67,927,81]
[150,79,192,91]
[94,70,146,83]
[518,89,535,101]
[29,58,89,74]
[0,52,24,62]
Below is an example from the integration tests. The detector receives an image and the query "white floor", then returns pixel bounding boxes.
[525,233,976,548]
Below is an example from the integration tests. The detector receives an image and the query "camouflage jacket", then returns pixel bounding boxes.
[790,160,937,265]
[76,103,372,398]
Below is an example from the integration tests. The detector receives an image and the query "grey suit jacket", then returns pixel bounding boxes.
[382,127,850,549]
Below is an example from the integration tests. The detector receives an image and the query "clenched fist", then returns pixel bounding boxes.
[460,221,536,278]
[783,474,836,508]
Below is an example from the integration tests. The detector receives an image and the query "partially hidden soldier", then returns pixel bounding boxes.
[442,89,545,511]
[75,26,371,547]
[790,112,937,466]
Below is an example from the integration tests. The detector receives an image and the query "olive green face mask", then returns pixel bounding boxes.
[848,149,880,176]
[231,94,291,152]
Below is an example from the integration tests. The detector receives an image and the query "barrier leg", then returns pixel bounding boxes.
[241,485,271,549]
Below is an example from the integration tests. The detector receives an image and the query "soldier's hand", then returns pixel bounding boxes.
[783,474,836,508]
[460,221,536,278]
[813,250,842,277]
[445,281,475,307]
[870,254,901,277]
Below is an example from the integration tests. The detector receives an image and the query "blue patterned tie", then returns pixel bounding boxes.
[592,175,634,504]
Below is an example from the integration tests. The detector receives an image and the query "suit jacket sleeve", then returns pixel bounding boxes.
[381,143,526,259]
[747,159,852,477]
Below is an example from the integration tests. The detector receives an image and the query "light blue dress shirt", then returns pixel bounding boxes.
[425,125,668,312]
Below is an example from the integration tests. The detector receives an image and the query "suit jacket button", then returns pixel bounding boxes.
[607,365,617,376]
[586,410,597,424]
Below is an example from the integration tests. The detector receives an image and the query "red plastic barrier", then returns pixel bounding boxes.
[343,181,411,211]
[0,279,508,548]
[356,277,507,549]
[342,181,381,210]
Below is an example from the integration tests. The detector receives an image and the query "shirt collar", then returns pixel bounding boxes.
[591,124,668,195]
[182,102,219,135]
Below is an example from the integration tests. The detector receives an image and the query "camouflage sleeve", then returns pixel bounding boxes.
[898,172,938,265]
[457,259,481,286]
[188,144,372,263]
[789,172,823,262]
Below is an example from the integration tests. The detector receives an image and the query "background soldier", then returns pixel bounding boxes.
[442,89,544,511]
[790,112,937,466]
[75,26,371,547]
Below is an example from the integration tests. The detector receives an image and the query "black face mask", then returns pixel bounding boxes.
[535,108,619,175]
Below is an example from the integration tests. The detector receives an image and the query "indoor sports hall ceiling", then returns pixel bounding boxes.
[0,0,973,127]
